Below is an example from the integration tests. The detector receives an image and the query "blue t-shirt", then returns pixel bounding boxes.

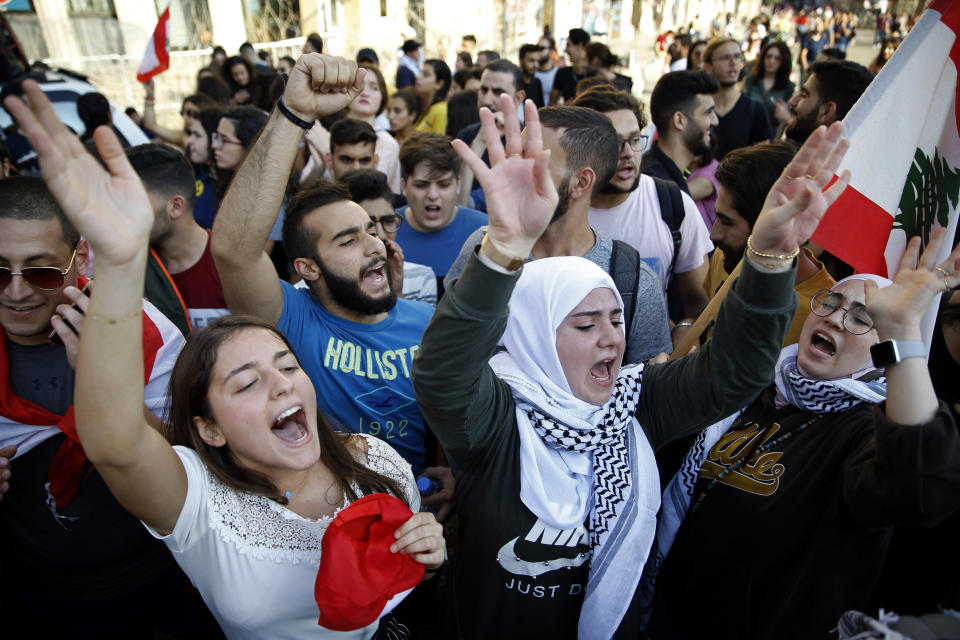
[193,166,219,229]
[277,282,433,474]
[395,205,487,277]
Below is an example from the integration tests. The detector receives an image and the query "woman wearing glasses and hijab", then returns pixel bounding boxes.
[412,85,864,636]
[644,234,960,639]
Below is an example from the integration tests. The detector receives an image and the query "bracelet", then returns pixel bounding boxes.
[746,235,800,261]
[276,98,314,129]
[480,233,526,271]
[671,321,693,333]
[89,308,141,325]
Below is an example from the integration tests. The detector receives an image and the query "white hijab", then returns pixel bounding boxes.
[489,257,661,640]
[490,257,626,528]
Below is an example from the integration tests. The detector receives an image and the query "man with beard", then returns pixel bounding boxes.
[641,71,720,193]
[129,144,230,330]
[785,60,873,145]
[705,140,835,346]
[574,86,712,346]
[534,35,559,105]
[518,44,546,108]
[445,101,672,364]
[704,37,772,159]
[211,56,435,475]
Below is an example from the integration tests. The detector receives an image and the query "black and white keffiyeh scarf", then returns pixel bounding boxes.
[490,256,663,640]
[637,343,888,624]
[775,344,887,412]
[527,367,643,548]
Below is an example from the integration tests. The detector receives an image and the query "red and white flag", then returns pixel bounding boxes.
[136,6,171,83]
[0,292,184,507]
[811,0,960,285]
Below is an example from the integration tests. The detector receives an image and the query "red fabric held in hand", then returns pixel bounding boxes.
[315,492,424,631]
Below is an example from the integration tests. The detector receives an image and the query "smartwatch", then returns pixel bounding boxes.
[869,340,926,368]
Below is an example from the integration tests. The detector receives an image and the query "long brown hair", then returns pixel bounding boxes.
[167,315,408,506]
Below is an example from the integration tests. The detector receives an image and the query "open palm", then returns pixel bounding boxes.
[4,81,152,266]
[751,122,851,255]
[452,97,557,257]
[866,229,960,335]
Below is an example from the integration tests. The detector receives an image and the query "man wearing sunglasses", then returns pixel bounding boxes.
[0,176,216,635]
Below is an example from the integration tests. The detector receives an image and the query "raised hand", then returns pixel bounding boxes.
[451,96,557,259]
[866,229,960,340]
[282,54,365,122]
[3,81,153,266]
[750,122,850,255]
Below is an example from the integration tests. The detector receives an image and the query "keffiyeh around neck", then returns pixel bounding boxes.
[489,257,660,640]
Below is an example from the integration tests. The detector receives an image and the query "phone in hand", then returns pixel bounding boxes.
[49,281,91,346]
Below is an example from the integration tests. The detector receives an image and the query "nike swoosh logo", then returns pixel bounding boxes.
[496,537,589,577]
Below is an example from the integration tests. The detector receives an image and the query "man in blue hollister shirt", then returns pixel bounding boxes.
[396,132,486,294]
[211,55,439,479]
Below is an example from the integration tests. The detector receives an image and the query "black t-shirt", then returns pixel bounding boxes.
[522,78,545,108]
[6,340,74,415]
[552,67,586,103]
[640,143,690,194]
[0,340,175,600]
[650,390,960,640]
[715,93,773,159]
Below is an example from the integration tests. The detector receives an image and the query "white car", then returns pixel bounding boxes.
[0,70,149,172]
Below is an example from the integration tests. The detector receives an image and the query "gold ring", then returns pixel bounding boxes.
[507,153,522,159]
[936,267,950,279]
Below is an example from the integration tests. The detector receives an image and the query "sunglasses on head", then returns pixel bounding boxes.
[0,247,79,290]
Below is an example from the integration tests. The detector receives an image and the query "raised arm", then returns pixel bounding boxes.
[867,229,960,424]
[211,54,364,323]
[412,97,557,455]
[4,81,186,534]
[141,80,187,148]
[641,122,853,445]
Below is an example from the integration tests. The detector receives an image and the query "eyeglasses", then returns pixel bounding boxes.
[370,214,402,233]
[0,248,78,290]
[810,290,874,335]
[211,132,243,146]
[619,134,648,153]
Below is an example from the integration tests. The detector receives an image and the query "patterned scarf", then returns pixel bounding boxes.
[527,369,642,548]
[489,256,662,639]
[775,344,887,412]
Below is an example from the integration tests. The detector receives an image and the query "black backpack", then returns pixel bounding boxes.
[610,177,686,330]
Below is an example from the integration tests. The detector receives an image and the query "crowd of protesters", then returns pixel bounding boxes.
[0,10,958,640]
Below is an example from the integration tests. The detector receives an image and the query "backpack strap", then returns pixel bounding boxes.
[651,176,685,277]
[610,240,641,337]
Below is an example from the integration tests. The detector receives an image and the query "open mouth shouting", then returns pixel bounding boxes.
[590,359,615,385]
[810,331,837,357]
[361,258,388,287]
[271,405,311,445]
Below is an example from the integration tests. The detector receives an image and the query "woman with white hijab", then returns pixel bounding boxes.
[646,235,960,640]
[412,94,852,638]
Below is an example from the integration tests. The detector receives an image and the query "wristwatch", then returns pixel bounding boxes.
[869,340,926,368]
[480,233,526,272]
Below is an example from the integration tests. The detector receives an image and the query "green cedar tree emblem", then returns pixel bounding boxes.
[895,147,960,246]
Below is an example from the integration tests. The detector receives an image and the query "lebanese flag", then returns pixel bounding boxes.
[811,0,960,284]
[0,288,184,507]
[136,6,171,83]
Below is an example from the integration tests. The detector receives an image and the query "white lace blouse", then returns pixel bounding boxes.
[147,434,419,640]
